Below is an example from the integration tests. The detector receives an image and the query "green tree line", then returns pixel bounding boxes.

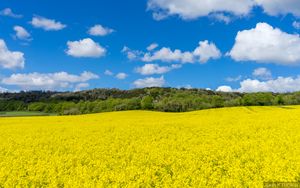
[1,88,300,115]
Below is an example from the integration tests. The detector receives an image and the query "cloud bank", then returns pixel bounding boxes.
[2,71,99,91]
[148,0,300,20]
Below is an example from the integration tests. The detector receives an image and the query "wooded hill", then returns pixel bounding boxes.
[0,88,299,115]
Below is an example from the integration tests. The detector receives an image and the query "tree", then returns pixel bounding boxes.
[242,93,274,106]
[28,102,47,112]
[141,96,153,110]
[274,95,284,105]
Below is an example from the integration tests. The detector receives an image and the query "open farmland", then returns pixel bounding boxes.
[0,106,300,187]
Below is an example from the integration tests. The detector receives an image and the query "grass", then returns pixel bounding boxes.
[0,111,57,117]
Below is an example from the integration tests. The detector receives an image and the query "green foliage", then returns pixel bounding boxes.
[141,96,154,110]
[0,111,54,117]
[28,102,48,112]
[242,93,274,106]
[2,88,300,115]
[273,95,284,105]
[0,100,26,111]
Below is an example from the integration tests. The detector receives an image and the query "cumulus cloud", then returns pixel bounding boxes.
[115,73,128,80]
[30,16,66,31]
[142,41,221,63]
[293,21,300,29]
[216,86,233,92]
[252,67,272,80]
[147,0,300,21]
[135,64,181,75]
[147,0,254,20]
[88,24,114,36]
[217,75,300,93]
[147,43,159,51]
[104,70,114,76]
[133,76,165,88]
[237,77,300,93]
[66,38,106,58]
[193,41,222,63]
[13,26,31,41]
[0,39,25,69]
[2,71,99,91]
[255,0,300,17]
[229,22,300,65]
[142,47,194,63]
[0,8,22,18]
[125,40,221,64]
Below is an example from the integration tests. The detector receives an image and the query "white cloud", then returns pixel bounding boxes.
[293,21,300,29]
[142,47,195,63]
[210,13,232,24]
[237,77,300,93]
[229,22,300,65]
[0,8,22,18]
[193,41,222,63]
[216,85,233,92]
[133,76,165,88]
[218,75,300,93]
[88,24,114,36]
[74,83,89,92]
[122,46,143,60]
[147,43,159,51]
[66,38,106,58]
[252,67,272,80]
[126,40,221,64]
[0,39,25,69]
[255,0,300,17]
[115,73,128,80]
[135,64,181,75]
[226,75,242,82]
[30,16,66,31]
[147,0,254,20]
[147,0,300,21]
[2,71,99,91]
[151,12,169,21]
[104,70,114,76]
[13,26,31,41]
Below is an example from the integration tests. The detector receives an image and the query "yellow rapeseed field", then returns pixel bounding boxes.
[0,106,300,187]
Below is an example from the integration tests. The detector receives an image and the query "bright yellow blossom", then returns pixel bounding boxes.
[0,106,300,187]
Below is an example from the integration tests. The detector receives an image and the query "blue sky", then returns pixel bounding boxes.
[0,0,300,92]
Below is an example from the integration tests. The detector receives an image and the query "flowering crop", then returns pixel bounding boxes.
[0,106,300,187]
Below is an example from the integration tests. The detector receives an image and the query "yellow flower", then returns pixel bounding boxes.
[0,107,299,187]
